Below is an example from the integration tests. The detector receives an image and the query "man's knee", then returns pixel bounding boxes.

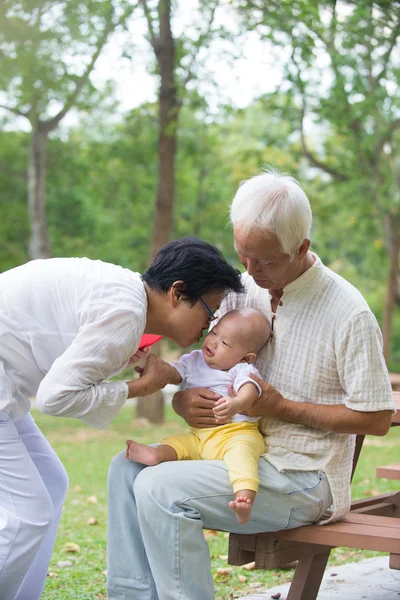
[109,451,145,490]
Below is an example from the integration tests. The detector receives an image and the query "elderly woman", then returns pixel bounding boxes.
[0,237,243,600]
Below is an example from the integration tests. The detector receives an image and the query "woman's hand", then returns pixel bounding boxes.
[172,388,230,428]
[127,354,177,397]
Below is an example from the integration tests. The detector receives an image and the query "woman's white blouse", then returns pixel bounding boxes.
[0,257,147,428]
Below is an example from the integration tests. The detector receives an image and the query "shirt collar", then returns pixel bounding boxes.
[281,253,323,295]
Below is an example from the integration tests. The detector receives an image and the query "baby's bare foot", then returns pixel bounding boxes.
[229,496,253,525]
[125,440,160,465]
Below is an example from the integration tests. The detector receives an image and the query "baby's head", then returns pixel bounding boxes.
[201,308,271,371]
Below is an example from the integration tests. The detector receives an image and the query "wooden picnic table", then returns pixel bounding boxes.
[392,391,400,423]
[376,391,400,480]
[390,373,400,391]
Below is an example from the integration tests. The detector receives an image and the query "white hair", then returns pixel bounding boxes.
[230,169,312,259]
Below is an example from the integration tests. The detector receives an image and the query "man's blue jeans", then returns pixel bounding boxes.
[107,450,332,600]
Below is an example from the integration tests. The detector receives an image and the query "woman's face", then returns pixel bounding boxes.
[170,290,226,348]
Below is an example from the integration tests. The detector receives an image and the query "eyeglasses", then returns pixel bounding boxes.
[199,297,217,322]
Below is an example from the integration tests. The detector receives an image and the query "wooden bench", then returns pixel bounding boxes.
[377,464,400,480]
[228,392,400,600]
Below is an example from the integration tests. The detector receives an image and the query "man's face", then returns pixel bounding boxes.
[233,226,301,291]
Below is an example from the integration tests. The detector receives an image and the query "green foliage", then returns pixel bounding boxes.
[0,0,133,124]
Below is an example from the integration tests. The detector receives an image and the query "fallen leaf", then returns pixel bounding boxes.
[243,561,255,570]
[204,530,218,539]
[216,567,233,576]
[87,495,98,504]
[63,542,80,553]
[47,572,58,578]
[271,594,281,599]
[218,555,228,560]
[238,575,246,583]
[75,484,82,491]
[56,560,73,568]
[87,517,98,525]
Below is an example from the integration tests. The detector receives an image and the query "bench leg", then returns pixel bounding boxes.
[286,549,331,600]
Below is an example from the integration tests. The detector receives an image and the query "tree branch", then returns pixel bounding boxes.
[299,97,348,183]
[141,0,160,52]
[180,0,219,91]
[42,6,122,132]
[0,103,29,119]
[375,20,400,84]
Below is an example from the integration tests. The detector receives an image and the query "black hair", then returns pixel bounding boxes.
[142,237,244,303]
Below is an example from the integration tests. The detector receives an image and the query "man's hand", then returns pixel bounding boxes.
[241,373,287,418]
[172,388,229,428]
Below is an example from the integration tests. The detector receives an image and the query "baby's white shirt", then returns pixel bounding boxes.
[171,350,262,423]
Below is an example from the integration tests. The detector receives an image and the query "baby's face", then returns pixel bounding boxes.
[201,315,254,371]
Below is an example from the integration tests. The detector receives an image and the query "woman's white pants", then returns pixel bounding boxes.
[0,410,68,600]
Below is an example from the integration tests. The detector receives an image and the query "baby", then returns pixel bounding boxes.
[127,307,271,524]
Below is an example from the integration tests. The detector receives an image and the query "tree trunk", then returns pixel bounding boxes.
[28,126,52,259]
[382,213,400,364]
[137,0,179,424]
[136,391,165,423]
[148,0,178,262]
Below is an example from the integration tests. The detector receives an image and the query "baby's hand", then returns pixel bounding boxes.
[213,396,237,420]
[127,346,150,366]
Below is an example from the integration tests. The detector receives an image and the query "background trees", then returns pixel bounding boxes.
[1,0,399,419]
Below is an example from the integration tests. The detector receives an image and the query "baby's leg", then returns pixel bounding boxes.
[220,427,265,525]
[126,441,177,465]
[229,489,256,525]
[126,432,201,465]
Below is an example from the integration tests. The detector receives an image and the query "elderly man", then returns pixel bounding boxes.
[107,172,394,600]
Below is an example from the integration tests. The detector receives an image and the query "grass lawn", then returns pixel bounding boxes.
[35,405,399,600]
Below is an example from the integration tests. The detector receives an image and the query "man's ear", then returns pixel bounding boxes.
[297,239,311,260]
[240,352,257,364]
[169,281,184,307]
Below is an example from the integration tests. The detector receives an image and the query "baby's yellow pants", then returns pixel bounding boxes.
[162,422,266,493]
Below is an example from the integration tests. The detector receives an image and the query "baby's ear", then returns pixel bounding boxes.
[241,352,257,364]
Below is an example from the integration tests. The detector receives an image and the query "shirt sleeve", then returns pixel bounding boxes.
[335,311,394,413]
[170,351,196,383]
[36,305,143,429]
[230,363,262,396]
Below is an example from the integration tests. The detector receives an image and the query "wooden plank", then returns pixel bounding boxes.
[254,537,333,570]
[377,464,400,480]
[392,391,400,423]
[228,533,255,566]
[344,512,400,529]
[350,491,400,510]
[390,554,400,570]
[351,501,397,516]
[275,522,400,553]
[390,373,400,391]
[286,551,331,600]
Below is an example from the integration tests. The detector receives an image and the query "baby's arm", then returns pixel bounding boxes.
[213,382,259,420]
[127,354,182,398]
